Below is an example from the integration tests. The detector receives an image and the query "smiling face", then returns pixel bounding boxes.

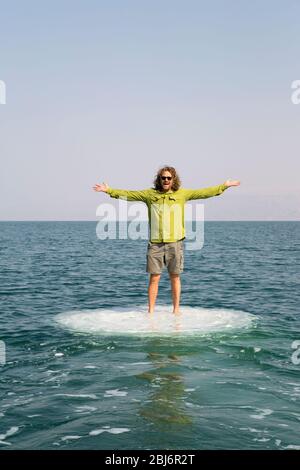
[160,170,173,192]
[154,166,181,192]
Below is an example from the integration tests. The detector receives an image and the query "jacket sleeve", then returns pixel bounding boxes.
[106,188,149,202]
[183,184,228,201]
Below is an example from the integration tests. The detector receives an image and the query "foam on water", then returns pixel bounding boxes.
[89,427,130,436]
[55,305,255,336]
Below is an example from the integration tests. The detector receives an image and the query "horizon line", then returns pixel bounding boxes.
[0,220,299,223]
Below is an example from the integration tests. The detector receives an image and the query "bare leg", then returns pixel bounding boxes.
[169,273,181,314]
[148,274,161,313]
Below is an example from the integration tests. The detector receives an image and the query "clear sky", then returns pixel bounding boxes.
[0,0,299,220]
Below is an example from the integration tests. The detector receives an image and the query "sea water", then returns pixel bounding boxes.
[0,221,299,449]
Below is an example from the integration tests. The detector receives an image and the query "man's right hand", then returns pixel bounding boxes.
[93,182,109,193]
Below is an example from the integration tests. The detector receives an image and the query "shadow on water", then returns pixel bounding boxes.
[135,338,193,427]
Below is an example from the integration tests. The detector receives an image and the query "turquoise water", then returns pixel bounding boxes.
[0,221,299,450]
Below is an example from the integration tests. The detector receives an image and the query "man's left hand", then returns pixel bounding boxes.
[224,180,240,188]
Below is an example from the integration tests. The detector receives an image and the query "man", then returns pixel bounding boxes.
[93,166,240,314]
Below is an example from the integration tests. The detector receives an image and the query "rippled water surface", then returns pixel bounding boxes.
[0,221,299,449]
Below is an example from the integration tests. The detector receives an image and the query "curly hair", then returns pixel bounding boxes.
[153,166,181,192]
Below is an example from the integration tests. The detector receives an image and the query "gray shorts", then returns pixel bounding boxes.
[146,240,184,275]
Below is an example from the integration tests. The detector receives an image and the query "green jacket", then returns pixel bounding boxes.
[107,184,228,243]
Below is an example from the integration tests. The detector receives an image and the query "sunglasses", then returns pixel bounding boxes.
[161,176,172,181]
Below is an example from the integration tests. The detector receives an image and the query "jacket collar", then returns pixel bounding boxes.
[153,191,177,201]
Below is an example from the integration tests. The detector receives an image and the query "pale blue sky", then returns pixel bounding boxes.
[0,0,299,220]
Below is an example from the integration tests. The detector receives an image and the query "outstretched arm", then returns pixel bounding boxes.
[93,182,149,202]
[183,180,240,201]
